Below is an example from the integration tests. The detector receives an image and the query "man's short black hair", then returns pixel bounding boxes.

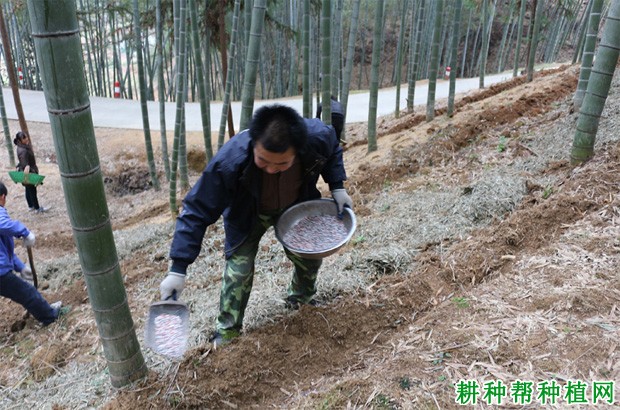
[0,182,7,197]
[249,104,307,153]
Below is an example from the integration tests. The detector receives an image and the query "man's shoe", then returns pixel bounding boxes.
[42,301,64,326]
[284,296,320,310]
[209,330,239,347]
[36,206,50,213]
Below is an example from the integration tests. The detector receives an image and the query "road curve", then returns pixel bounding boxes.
[2,72,513,132]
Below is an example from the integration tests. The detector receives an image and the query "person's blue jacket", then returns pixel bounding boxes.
[170,118,347,274]
[0,206,28,276]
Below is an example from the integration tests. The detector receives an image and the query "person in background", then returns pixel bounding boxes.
[316,95,345,142]
[0,182,61,326]
[159,104,353,346]
[14,131,49,213]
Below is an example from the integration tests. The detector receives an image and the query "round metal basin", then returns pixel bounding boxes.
[275,199,357,259]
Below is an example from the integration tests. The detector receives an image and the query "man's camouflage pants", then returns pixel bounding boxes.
[216,212,322,337]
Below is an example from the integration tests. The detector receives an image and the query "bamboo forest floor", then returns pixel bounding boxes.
[1,63,620,409]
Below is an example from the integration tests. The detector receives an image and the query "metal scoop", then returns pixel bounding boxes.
[144,291,189,359]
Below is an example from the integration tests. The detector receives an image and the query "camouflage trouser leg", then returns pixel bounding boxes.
[285,250,322,303]
[216,216,270,336]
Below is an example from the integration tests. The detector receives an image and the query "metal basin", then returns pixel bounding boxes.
[275,199,357,259]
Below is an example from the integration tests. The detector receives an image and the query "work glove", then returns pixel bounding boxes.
[20,266,33,281]
[23,232,36,248]
[160,272,186,300]
[331,189,353,216]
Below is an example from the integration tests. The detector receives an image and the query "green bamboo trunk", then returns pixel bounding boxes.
[479,0,492,88]
[394,0,409,118]
[169,0,188,215]
[218,0,241,146]
[133,0,160,191]
[321,0,332,127]
[573,0,604,110]
[447,0,463,117]
[513,0,527,77]
[571,0,620,164]
[287,2,299,98]
[367,0,385,153]
[0,7,29,136]
[331,0,342,99]
[527,0,545,82]
[155,0,170,181]
[572,0,594,65]
[408,0,425,113]
[497,0,516,73]
[0,75,15,167]
[26,0,147,387]
[239,0,267,131]
[340,0,362,139]
[302,0,311,118]
[426,0,444,121]
[460,7,471,78]
[189,0,213,161]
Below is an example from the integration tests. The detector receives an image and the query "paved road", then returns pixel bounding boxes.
[2,72,513,132]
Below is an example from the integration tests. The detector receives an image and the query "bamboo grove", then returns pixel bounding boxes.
[3,1,616,154]
[1,0,619,388]
[2,1,609,120]
[1,0,618,212]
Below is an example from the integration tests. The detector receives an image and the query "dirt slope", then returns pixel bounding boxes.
[1,64,619,409]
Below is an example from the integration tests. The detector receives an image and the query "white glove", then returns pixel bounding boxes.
[331,189,353,215]
[20,266,33,281]
[159,272,186,300]
[23,232,36,248]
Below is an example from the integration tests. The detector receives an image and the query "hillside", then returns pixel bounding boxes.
[1,64,619,409]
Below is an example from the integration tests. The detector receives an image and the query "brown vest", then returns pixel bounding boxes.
[259,159,303,212]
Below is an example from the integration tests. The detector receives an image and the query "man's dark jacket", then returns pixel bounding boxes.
[170,118,347,274]
[316,99,344,140]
